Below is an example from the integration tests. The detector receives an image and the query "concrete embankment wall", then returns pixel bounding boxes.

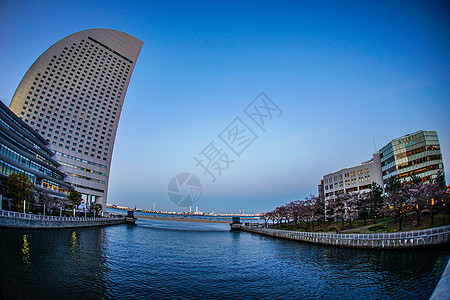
[0,210,125,229]
[242,225,450,249]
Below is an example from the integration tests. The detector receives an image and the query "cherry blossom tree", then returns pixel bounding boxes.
[261,212,269,227]
[314,195,326,229]
[357,192,371,225]
[429,172,447,226]
[329,193,346,228]
[404,174,428,226]
[344,192,359,228]
[384,176,407,230]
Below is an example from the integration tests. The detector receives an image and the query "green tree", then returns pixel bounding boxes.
[369,182,384,224]
[68,189,82,210]
[94,203,103,217]
[6,173,35,210]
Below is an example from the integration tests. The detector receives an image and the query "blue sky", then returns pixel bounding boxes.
[0,0,448,213]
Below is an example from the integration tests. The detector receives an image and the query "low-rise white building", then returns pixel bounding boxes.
[322,153,383,202]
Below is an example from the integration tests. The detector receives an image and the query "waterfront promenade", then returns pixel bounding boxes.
[0,210,125,229]
[242,224,450,249]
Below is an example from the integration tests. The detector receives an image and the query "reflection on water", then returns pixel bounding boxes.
[0,227,108,299]
[433,257,445,277]
[21,234,30,265]
[321,248,329,265]
[368,253,378,271]
[70,231,78,258]
[70,231,77,248]
[0,218,448,299]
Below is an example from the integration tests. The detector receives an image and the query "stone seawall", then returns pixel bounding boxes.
[0,210,125,229]
[242,225,450,249]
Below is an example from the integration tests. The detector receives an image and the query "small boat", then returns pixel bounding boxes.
[229,216,242,231]
[125,210,137,224]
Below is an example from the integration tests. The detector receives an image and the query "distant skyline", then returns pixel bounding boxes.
[0,0,448,213]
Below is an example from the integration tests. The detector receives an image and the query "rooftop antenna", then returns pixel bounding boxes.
[373,140,377,153]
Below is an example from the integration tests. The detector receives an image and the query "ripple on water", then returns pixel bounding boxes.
[0,223,447,299]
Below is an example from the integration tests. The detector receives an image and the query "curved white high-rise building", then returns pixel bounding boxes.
[9,29,143,209]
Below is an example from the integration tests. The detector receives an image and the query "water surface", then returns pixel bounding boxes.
[0,218,448,299]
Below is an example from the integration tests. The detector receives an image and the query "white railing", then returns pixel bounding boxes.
[0,210,123,222]
[244,224,450,242]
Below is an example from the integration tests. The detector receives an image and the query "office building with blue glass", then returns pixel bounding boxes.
[0,100,71,199]
[380,130,444,183]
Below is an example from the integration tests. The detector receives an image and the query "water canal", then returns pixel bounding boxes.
[0,218,448,299]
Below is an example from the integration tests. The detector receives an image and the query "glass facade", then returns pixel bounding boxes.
[0,144,63,181]
[380,130,444,183]
[0,100,71,197]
